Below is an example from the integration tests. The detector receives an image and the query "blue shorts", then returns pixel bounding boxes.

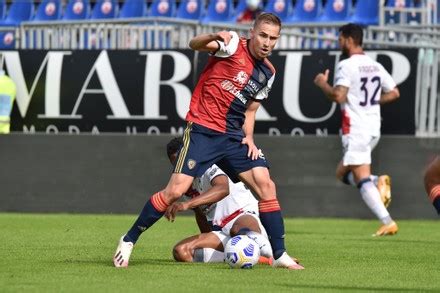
[173,122,269,179]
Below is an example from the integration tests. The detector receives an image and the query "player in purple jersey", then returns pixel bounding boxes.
[113,13,303,270]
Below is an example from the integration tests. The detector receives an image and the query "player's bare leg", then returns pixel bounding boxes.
[114,173,194,268]
[424,156,440,214]
[173,233,224,263]
[239,167,304,270]
[338,161,392,207]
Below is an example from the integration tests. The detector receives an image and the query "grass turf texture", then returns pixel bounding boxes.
[1,214,439,292]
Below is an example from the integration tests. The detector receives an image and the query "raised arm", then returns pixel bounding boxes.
[189,31,233,53]
[314,69,348,104]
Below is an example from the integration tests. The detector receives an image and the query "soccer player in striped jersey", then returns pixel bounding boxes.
[314,23,400,236]
[424,156,440,214]
[114,13,303,269]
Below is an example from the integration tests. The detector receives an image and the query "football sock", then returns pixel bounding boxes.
[258,199,285,260]
[429,185,440,214]
[358,178,392,225]
[370,175,379,186]
[342,171,378,187]
[193,248,224,263]
[124,192,168,244]
[342,171,356,186]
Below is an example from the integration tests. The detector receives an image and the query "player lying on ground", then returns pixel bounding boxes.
[164,137,274,264]
[424,155,440,215]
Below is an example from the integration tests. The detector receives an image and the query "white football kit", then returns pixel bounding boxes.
[185,164,268,246]
[334,54,396,166]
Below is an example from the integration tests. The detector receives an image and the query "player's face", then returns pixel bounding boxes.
[338,34,350,56]
[249,22,280,59]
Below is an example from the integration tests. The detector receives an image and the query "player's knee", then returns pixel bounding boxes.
[172,244,192,262]
[163,188,184,203]
[257,178,276,194]
[424,157,440,193]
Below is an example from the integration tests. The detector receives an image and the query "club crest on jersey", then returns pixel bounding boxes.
[234,71,249,86]
[187,159,197,170]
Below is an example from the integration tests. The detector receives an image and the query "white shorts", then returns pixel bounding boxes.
[342,133,380,166]
[211,211,268,247]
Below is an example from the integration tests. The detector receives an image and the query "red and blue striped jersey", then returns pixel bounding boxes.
[186,31,276,137]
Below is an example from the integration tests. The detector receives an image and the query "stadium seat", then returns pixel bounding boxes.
[200,0,235,23]
[348,0,379,25]
[0,0,34,49]
[385,0,413,24]
[263,0,293,21]
[63,0,91,20]
[119,0,147,18]
[33,0,62,21]
[91,0,119,19]
[176,0,204,20]
[285,0,322,23]
[317,0,352,22]
[148,0,177,17]
[0,0,6,21]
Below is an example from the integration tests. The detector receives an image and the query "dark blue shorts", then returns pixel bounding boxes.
[173,122,269,179]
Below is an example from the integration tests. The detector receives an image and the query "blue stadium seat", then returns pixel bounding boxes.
[63,0,90,20]
[200,0,235,23]
[385,0,413,24]
[0,0,34,49]
[33,0,62,21]
[264,0,293,21]
[176,0,204,19]
[0,0,6,21]
[285,0,322,23]
[91,0,118,19]
[119,0,147,18]
[148,0,177,17]
[348,0,379,25]
[317,0,351,22]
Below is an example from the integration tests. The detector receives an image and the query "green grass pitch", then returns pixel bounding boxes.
[1,213,439,292]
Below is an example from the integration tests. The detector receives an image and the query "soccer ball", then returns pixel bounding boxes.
[224,235,260,269]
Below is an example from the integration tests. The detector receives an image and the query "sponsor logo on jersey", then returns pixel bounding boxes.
[221,80,247,104]
[234,71,249,86]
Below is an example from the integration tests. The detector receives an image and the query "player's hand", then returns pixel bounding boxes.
[165,202,189,222]
[216,31,232,45]
[242,137,260,160]
[314,69,330,87]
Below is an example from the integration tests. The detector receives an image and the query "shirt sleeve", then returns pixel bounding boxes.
[334,61,352,88]
[253,74,275,101]
[379,64,397,92]
[213,31,240,58]
[205,164,227,183]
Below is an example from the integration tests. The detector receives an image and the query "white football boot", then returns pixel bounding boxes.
[113,236,134,268]
[272,252,304,270]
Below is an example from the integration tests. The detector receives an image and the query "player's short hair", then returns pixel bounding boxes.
[166,137,183,159]
[339,23,363,46]
[253,13,282,31]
